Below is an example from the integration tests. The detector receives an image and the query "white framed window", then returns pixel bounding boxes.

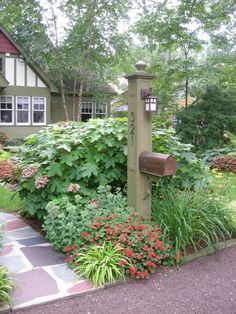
[32,97,46,125]
[95,102,107,119]
[0,96,14,125]
[16,96,30,125]
[81,102,93,114]
[81,102,93,122]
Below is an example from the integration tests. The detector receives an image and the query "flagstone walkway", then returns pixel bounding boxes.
[0,212,98,311]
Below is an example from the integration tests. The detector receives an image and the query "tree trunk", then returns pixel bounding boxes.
[59,71,69,121]
[76,80,83,122]
[72,76,76,121]
[185,77,189,108]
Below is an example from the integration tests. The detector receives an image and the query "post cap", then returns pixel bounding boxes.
[135,61,147,71]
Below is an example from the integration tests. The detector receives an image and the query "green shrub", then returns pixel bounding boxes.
[176,86,236,151]
[7,118,206,218]
[152,184,236,256]
[73,243,131,287]
[152,128,208,189]
[0,267,15,305]
[17,119,127,219]
[43,196,84,251]
[43,186,130,251]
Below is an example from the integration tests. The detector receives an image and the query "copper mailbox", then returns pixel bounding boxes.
[139,151,176,177]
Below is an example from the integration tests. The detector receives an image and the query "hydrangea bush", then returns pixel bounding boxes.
[1,118,207,218]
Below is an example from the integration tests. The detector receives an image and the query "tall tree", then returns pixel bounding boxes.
[0,0,52,66]
[62,0,132,121]
[136,0,236,108]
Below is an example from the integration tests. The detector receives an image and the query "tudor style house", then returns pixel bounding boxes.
[0,25,116,139]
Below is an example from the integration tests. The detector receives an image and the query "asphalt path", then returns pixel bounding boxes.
[14,246,236,314]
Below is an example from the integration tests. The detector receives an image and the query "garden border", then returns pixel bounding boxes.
[184,238,236,262]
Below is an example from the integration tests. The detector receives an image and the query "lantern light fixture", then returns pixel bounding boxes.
[141,88,158,113]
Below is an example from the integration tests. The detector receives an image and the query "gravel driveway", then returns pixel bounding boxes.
[14,245,236,314]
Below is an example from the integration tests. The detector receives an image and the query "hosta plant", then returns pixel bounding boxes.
[71,243,132,287]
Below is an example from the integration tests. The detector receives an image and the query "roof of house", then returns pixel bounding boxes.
[113,104,128,111]
[0,24,58,93]
[63,78,117,96]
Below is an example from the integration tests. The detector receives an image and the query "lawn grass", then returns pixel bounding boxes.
[0,184,25,212]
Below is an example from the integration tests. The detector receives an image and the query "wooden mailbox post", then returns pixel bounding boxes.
[126,61,176,216]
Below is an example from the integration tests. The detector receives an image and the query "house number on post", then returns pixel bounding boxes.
[130,111,135,146]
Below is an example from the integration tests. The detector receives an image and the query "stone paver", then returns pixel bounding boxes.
[6,220,28,231]
[6,227,40,240]
[0,245,13,256]
[0,212,98,311]
[0,255,26,273]
[51,264,78,283]
[13,268,59,306]
[17,237,48,246]
[20,246,65,267]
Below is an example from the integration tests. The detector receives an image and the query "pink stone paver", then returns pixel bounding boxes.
[67,281,94,294]
[6,219,28,231]
[0,212,99,311]
[0,244,13,256]
[13,268,59,306]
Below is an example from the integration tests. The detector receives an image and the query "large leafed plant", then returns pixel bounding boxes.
[5,118,206,219]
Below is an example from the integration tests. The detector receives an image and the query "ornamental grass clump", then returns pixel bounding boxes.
[66,212,176,280]
[0,267,15,305]
[152,184,236,257]
[70,243,131,287]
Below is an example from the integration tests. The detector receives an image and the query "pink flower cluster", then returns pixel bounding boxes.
[35,176,49,189]
[22,166,38,178]
[68,183,80,193]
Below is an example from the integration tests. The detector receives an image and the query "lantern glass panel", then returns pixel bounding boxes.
[151,101,156,111]
[145,100,150,111]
